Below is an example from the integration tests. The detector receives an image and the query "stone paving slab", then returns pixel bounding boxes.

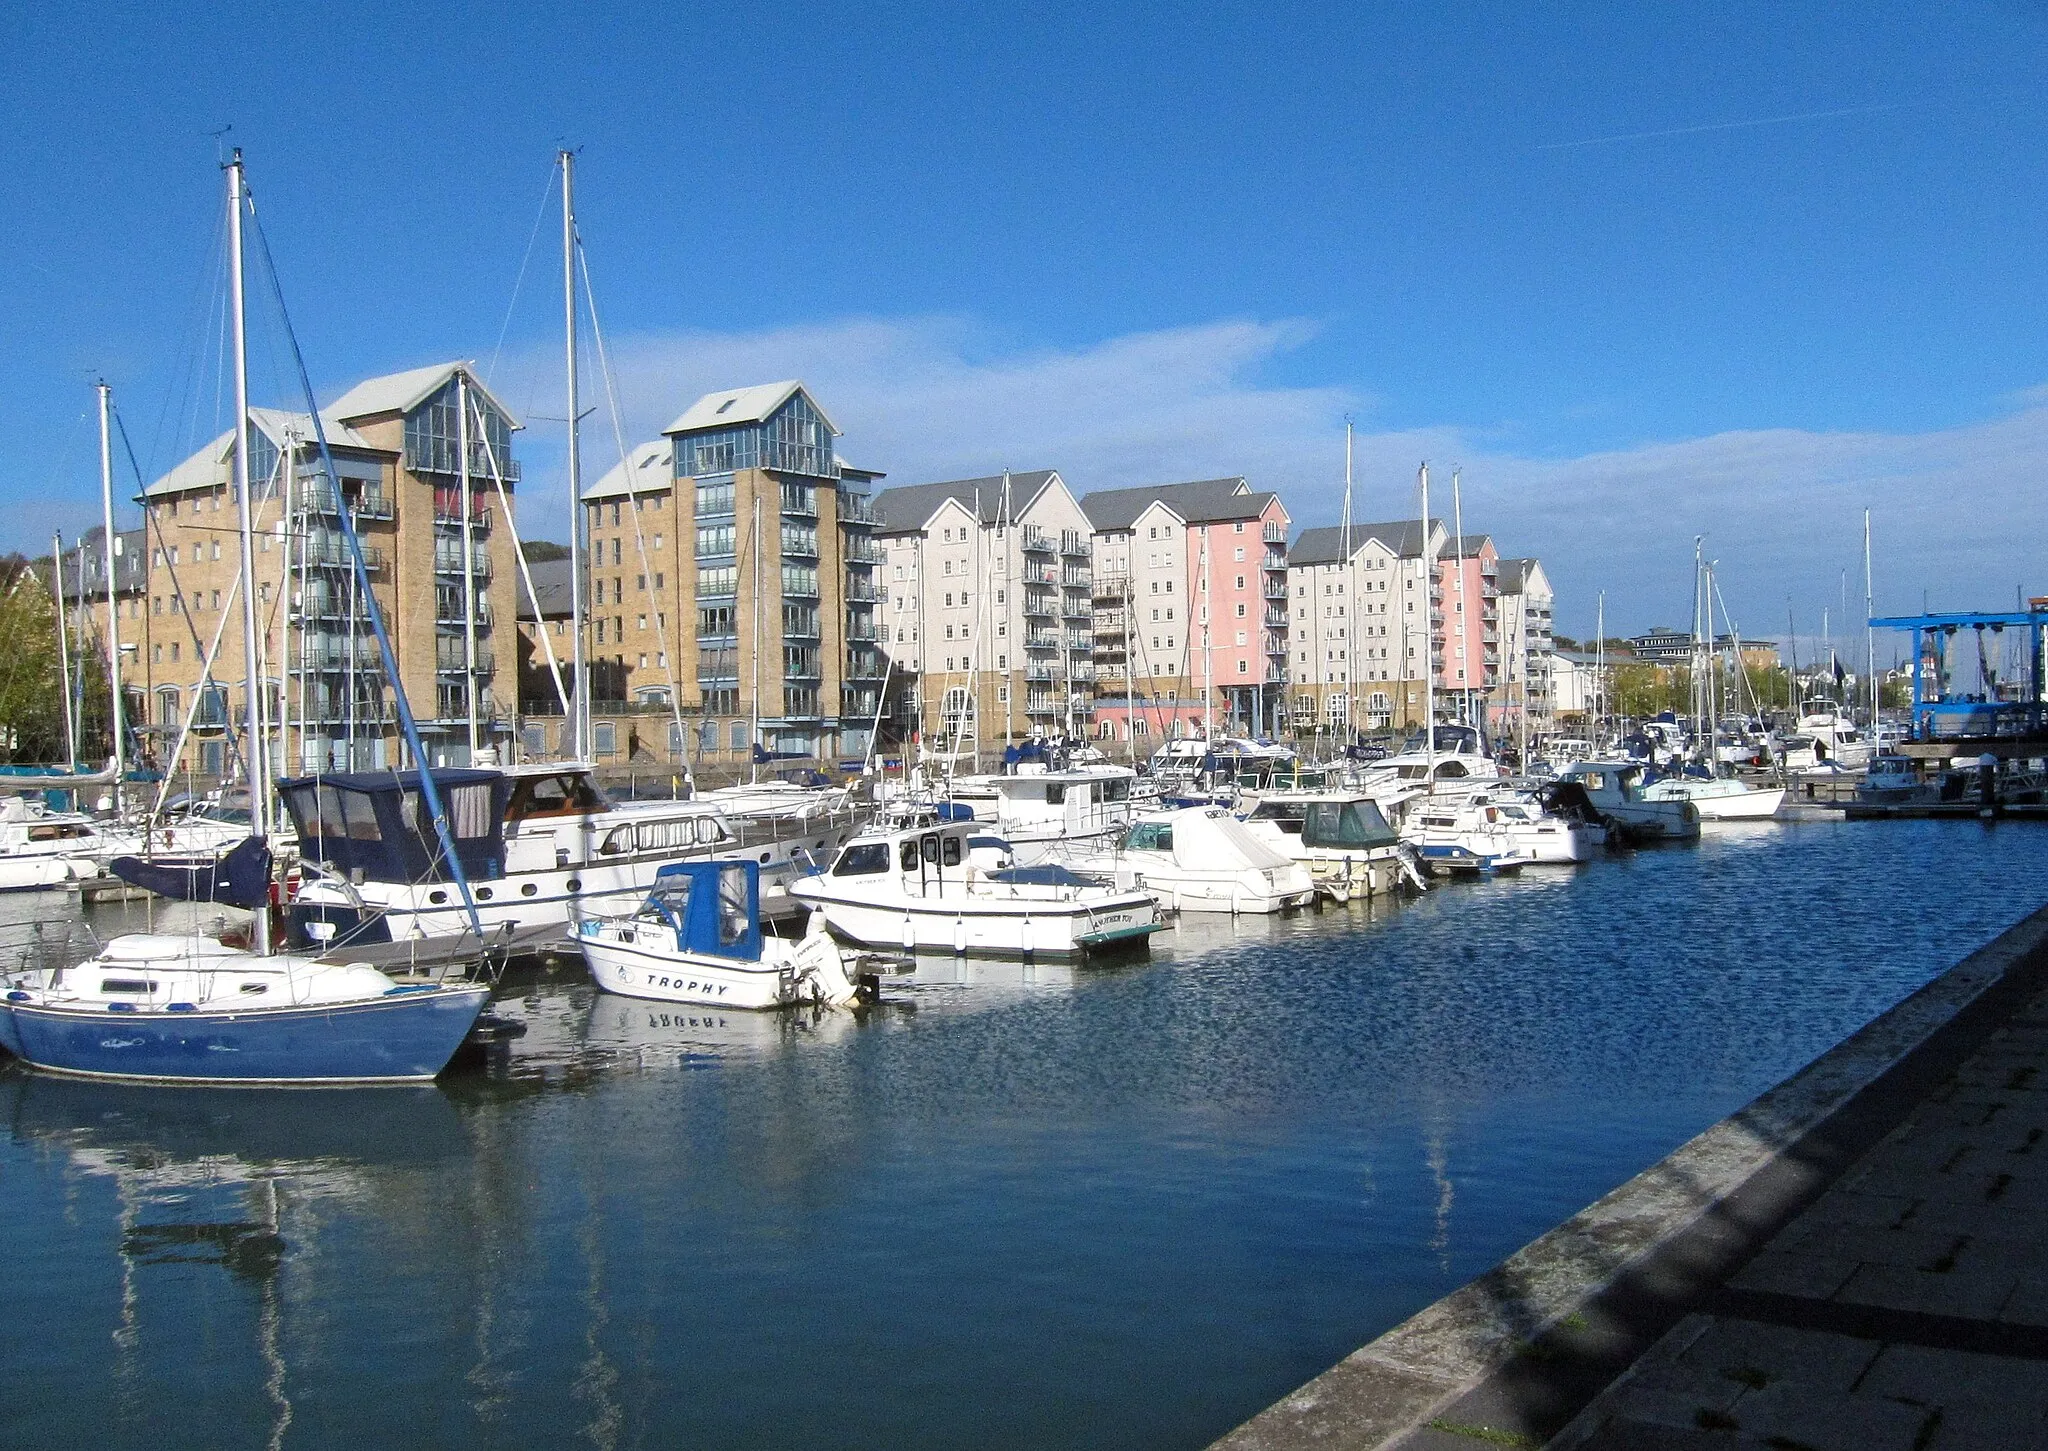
[1550,981,2048,1450]
[1208,900,2048,1451]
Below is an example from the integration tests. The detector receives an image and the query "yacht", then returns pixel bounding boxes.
[1555,761,1700,842]
[791,817,1163,957]
[1239,791,1420,900]
[1638,773,1786,821]
[1793,708,1875,770]
[944,767,1139,864]
[1403,799,1524,875]
[576,859,861,1010]
[1063,807,1317,914]
[284,762,863,948]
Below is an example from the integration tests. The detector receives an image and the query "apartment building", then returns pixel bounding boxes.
[1081,478,1289,741]
[1494,557,1555,732]
[874,469,1094,746]
[1439,533,1502,713]
[138,361,522,775]
[577,381,884,767]
[1285,520,1448,734]
[38,525,149,761]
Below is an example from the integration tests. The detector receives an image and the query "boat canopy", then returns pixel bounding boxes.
[642,860,762,961]
[1301,800,1397,850]
[279,768,509,884]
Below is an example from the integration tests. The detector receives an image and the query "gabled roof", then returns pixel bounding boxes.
[43,525,148,596]
[1078,477,1274,532]
[663,380,838,437]
[584,440,675,502]
[1443,532,1495,560]
[1497,557,1548,594]
[1289,519,1443,564]
[325,361,522,428]
[874,470,1061,534]
[142,409,380,499]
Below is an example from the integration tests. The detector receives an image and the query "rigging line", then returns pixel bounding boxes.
[468,391,570,718]
[577,239,691,784]
[245,188,486,940]
[486,164,559,388]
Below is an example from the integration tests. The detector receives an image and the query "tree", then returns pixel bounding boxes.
[522,540,571,563]
[0,555,69,762]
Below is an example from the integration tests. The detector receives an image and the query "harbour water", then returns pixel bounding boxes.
[3,818,2045,1450]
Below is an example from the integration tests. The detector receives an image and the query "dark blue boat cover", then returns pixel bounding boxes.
[110,836,272,908]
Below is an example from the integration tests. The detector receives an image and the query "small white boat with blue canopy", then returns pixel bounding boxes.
[792,818,1163,958]
[576,860,860,1011]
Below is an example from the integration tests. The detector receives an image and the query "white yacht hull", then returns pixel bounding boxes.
[580,928,849,1010]
[792,891,1157,957]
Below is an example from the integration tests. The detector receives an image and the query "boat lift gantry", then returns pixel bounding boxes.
[1869,608,2048,757]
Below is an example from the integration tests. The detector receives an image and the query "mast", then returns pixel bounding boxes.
[459,372,480,760]
[1864,508,1877,730]
[749,495,761,779]
[1001,473,1014,748]
[1595,591,1606,737]
[561,148,589,761]
[1122,573,1137,764]
[1341,417,1353,746]
[53,532,78,772]
[1420,462,1436,776]
[226,150,271,950]
[1451,467,1469,728]
[96,382,127,814]
[1200,526,1213,740]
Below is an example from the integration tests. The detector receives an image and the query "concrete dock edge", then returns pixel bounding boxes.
[1208,898,2048,1451]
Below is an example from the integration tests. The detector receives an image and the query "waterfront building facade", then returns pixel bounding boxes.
[874,470,1094,747]
[1082,478,1289,740]
[1285,519,1448,735]
[576,382,883,767]
[139,361,522,775]
[1493,557,1556,734]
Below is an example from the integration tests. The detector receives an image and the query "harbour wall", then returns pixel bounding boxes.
[1208,892,2048,1450]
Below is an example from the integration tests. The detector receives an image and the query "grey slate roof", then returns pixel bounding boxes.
[517,557,579,622]
[1289,520,1435,565]
[41,525,148,598]
[662,380,838,437]
[875,470,1060,534]
[1078,477,1272,532]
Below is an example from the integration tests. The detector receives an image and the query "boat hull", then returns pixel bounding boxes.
[796,894,1158,958]
[581,933,801,1011]
[1690,787,1785,821]
[0,986,491,1084]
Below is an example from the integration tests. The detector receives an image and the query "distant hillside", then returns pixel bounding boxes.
[521,540,571,563]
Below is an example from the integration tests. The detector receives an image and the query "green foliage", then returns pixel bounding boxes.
[0,556,70,762]
[521,539,572,563]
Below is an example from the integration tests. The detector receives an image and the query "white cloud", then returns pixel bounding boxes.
[458,315,2048,641]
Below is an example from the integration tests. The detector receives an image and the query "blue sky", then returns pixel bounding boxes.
[5,1,2046,643]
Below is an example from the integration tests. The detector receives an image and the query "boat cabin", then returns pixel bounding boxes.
[280,768,510,884]
[627,861,764,961]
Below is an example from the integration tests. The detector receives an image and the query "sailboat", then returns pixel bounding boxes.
[0,152,489,1084]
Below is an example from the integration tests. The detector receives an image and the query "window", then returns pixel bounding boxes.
[1235,603,1245,618]
[834,842,891,877]
[594,721,617,755]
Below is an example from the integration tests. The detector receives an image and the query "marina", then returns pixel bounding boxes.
[3,816,2045,1449]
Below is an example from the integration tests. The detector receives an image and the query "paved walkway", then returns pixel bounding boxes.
[1549,980,2048,1450]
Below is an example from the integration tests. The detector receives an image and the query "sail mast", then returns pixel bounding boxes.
[53,532,78,773]
[561,148,588,762]
[459,372,480,760]
[1451,467,1468,728]
[1419,462,1435,775]
[225,152,271,954]
[1864,508,1877,730]
[96,383,127,814]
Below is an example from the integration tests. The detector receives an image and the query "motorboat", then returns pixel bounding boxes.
[0,795,132,891]
[1064,807,1317,914]
[1238,791,1419,900]
[791,817,1163,958]
[1555,761,1700,842]
[576,859,860,1010]
[0,932,489,1083]
[943,767,1139,864]
[1403,799,1524,875]
[1794,709,1875,770]
[283,762,863,948]
[1638,773,1786,821]
[1488,791,1608,863]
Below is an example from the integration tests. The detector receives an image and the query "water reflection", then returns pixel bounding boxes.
[0,819,2044,1451]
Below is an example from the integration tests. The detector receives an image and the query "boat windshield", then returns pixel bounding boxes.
[1123,821,1174,852]
[507,772,609,821]
[717,866,749,947]
[833,842,892,876]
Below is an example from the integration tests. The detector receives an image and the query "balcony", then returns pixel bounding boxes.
[779,484,817,518]
[1263,549,1287,571]
[1264,606,1288,628]
[1265,665,1287,684]
[433,602,494,629]
[783,650,823,680]
[301,540,385,571]
[1062,565,1092,588]
[845,577,877,603]
[1062,592,1091,620]
[780,526,820,559]
[1060,529,1089,557]
[1265,633,1287,656]
[407,441,520,483]
[1022,559,1058,585]
[432,504,492,530]
[839,493,880,526]
[1263,522,1285,543]
[1092,574,1129,603]
[303,481,393,519]
[844,536,883,565]
[1070,662,1097,682]
[845,616,878,642]
[433,550,493,580]
[844,649,886,680]
[1263,578,1288,600]
[435,647,496,675]
[1024,630,1060,649]
[1023,589,1057,618]
[782,614,821,640]
[1025,663,1059,682]
[1021,526,1054,553]
[1066,630,1091,651]
[1026,691,1061,713]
